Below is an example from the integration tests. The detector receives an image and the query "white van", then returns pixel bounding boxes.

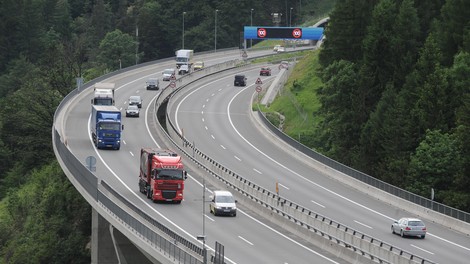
[209,190,237,217]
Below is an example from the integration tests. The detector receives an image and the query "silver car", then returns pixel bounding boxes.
[391,217,426,238]
[125,105,140,117]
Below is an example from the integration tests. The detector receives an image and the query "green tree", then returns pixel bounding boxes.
[97,29,137,70]
[317,60,362,164]
[407,130,462,203]
[319,0,377,67]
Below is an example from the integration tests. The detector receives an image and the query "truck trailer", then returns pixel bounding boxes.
[175,49,194,69]
[138,148,187,203]
[91,105,123,150]
[91,82,115,106]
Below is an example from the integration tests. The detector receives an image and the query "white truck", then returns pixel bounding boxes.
[91,82,115,106]
[175,49,194,69]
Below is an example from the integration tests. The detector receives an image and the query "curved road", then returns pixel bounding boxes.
[168,66,470,264]
[64,49,351,263]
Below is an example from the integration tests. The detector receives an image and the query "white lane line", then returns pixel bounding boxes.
[311,200,325,208]
[234,156,241,161]
[411,244,434,255]
[253,168,262,174]
[173,75,340,264]
[211,93,215,97]
[204,214,215,222]
[130,151,134,157]
[122,140,127,145]
[201,110,204,115]
[238,236,254,246]
[278,183,289,190]
[211,135,215,139]
[202,118,205,122]
[221,145,226,150]
[206,98,209,102]
[354,220,372,229]
[202,104,206,108]
[205,126,208,130]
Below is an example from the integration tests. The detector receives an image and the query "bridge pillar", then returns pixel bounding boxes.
[91,208,156,264]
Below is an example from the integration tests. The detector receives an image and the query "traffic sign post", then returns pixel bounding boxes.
[170,81,176,88]
[255,77,263,85]
[170,74,176,81]
[255,86,262,93]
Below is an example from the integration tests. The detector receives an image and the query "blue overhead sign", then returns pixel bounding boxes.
[244,26,324,40]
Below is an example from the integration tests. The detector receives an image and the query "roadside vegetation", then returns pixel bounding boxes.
[263,0,470,212]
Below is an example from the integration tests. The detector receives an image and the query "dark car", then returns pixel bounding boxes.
[129,95,142,108]
[234,74,247,86]
[146,78,159,90]
[260,67,271,76]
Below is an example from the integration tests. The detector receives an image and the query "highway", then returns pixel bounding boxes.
[167,64,470,263]
[61,48,470,263]
[64,48,349,264]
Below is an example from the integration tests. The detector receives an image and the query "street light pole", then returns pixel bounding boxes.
[250,8,254,48]
[214,9,219,53]
[182,12,186,49]
[290,7,293,27]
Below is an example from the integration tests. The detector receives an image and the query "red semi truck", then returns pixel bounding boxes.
[138,148,187,203]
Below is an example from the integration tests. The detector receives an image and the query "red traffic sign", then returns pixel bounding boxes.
[255,86,262,93]
[255,77,263,85]
[169,81,176,88]
[170,74,176,81]
[242,51,248,58]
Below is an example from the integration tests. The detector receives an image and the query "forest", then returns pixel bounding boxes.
[0,0,468,262]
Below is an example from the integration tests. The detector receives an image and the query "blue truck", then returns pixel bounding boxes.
[91,105,123,150]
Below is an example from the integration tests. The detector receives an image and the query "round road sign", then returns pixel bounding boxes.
[256,86,262,93]
[170,81,176,88]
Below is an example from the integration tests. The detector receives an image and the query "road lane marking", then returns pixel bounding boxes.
[411,244,434,255]
[221,145,226,149]
[354,220,372,229]
[278,183,289,190]
[234,156,241,161]
[238,236,253,246]
[311,200,325,208]
[253,168,262,174]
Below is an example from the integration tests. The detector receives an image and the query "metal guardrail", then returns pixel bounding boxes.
[159,60,438,264]
[254,110,470,224]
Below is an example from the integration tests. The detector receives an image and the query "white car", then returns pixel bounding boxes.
[273,45,281,52]
[209,190,237,217]
[125,105,140,117]
[277,46,286,53]
[162,68,175,81]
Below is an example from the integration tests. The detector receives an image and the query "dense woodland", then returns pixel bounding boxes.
[315,0,469,211]
[0,0,468,262]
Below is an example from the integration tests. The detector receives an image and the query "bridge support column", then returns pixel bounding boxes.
[91,208,156,264]
[91,208,119,264]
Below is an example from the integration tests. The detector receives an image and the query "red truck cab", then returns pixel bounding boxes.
[138,148,187,203]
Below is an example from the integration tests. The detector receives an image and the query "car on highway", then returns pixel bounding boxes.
[280,60,289,70]
[273,45,281,52]
[391,217,426,238]
[146,78,159,90]
[162,68,175,81]
[209,190,237,216]
[193,61,204,71]
[125,105,140,117]
[260,67,272,76]
[277,46,286,53]
[234,74,247,86]
[128,95,142,108]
